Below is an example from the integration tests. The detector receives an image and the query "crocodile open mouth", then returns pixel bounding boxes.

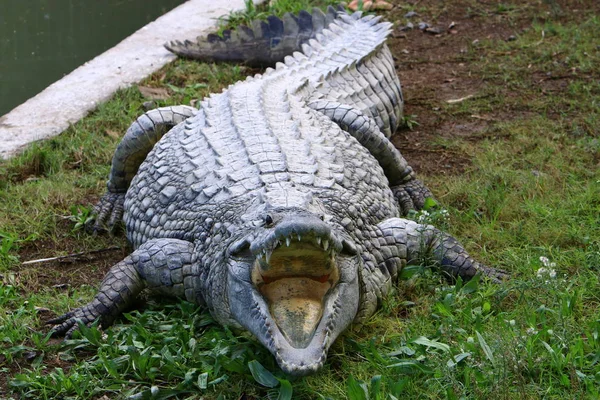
[251,235,340,348]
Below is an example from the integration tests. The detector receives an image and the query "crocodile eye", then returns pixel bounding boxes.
[264,214,273,226]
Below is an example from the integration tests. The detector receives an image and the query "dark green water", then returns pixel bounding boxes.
[0,0,186,117]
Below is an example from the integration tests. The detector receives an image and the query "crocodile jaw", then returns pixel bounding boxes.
[229,270,358,376]
[251,240,340,348]
[227,237,360,375]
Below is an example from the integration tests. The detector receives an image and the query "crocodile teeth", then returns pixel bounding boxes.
[266,251,272,263]
[297,234,301,241]
[286,237,291,247]
[258,251,265,261]
[316,237,322,246]
[323,240,329,251]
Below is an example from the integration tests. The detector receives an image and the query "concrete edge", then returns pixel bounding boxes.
[0,0,248,159]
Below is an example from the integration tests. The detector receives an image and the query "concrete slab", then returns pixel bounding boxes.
[0,0,247,159]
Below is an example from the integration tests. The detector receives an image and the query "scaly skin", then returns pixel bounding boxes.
[49,11,508,376]
[165,6,344,67]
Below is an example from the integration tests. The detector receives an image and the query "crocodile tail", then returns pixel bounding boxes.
[165,5,345,67]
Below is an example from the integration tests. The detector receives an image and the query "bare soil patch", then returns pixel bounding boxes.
[386,0,530,175]
[386,0,599,176]
[16,239,129,292]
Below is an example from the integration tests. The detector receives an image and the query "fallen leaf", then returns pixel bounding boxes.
[348,0,392,11]
[425,27,444,35]
[138,85,170,100]
[372,0,393,10]
[105,129,120,139]
[348,0,371,11]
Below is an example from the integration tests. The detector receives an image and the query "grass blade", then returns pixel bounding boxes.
[412,336,450,352]
[277,378,293,400]
[476,331,495,366]
[248,360,279,388]
[347,375,368,400]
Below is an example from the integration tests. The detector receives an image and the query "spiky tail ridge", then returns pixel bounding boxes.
[165,5,345,67]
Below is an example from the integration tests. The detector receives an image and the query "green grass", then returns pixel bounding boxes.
[215,0,341,33]
[1,1,600,399]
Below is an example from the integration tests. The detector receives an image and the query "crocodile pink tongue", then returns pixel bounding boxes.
[260,277,332,348]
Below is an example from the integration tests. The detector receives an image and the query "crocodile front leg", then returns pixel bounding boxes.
[48,238,196,337]
[309,100,434,214]
[391,180,433,214]
[91,106,197,231]
[376,218,508,283]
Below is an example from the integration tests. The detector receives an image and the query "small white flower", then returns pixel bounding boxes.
[467,336,474,343]
[549,269,557,279]
[536,267,548,278]
[526,327,538,335]
[547,329,554,335]
[509,319,516,326]
[539,256,550,266]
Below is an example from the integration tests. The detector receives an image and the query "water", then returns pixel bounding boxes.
[0,0,187,117]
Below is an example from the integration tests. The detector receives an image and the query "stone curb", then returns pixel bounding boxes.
[0,0,248,159]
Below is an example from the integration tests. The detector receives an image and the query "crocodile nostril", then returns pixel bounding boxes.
[264,214,274,226]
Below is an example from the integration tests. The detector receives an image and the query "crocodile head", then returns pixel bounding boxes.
[224,207,361,376]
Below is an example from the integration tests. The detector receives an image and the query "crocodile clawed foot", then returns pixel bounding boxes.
[86,192,126,234]
[391,179,435,215]
[46,305,104,339]
[480,267,511,284]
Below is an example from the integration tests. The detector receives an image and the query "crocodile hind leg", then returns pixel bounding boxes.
[47,238,196,338]
[91,106,197,231]
[376,217,509,284]
[309,100,433,214]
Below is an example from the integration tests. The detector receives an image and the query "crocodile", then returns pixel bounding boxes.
[48,7,507,376]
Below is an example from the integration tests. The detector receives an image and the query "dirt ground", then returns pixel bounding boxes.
[388,0,523,175]
[386,0,597,175]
